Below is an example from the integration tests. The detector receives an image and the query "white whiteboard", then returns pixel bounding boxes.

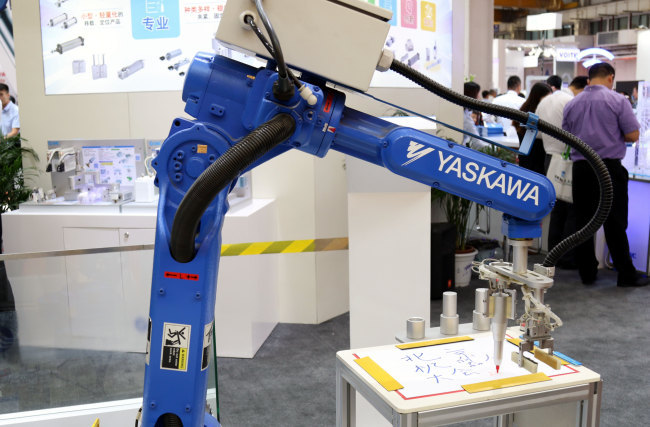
[354,335,578,399]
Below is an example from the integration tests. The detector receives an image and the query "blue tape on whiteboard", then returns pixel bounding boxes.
[552,351,582,366]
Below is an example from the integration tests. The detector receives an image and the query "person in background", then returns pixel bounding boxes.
[563,62,648,287]
[0,84,19,138]
[631,86,638,109]
[463,81,487,150]
[481,90,493,103]
[536,75,588,269]
[568,76,588,96]
[491,76,525,129]
[513,82,551,175]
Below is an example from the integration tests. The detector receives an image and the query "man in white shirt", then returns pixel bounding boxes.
[491,76,525,128]
[535,75,588,269]
[537,75,588,168]
[0,84,19,138]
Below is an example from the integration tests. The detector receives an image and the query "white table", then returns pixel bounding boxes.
[336,330,602,427]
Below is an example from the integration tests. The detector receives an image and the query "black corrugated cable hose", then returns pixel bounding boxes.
[170,114,296,263]
[161,413,182,427]
[389,59,613,268]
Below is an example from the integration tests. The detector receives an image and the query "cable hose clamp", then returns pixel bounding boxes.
[519,113,539,156]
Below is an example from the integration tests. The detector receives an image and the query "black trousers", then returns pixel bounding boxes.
[544,155,576,265]
[572,159,636,283]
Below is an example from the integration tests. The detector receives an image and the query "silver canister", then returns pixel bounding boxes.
[440,291,459,335]
[472,288,491,331]
[406,317,426,340]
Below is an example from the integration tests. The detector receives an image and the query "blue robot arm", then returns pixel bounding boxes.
[140,53,555,427]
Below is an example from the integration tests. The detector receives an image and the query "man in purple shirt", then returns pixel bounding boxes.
[562,63,647,287]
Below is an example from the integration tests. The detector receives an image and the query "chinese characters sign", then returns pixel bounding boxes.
[131,0,180,39]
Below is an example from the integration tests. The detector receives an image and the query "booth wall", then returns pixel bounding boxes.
[15,0,470,324]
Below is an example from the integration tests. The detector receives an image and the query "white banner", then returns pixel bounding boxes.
[40,0,453,95]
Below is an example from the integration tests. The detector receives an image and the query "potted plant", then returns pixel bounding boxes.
[432,144,515,287]
[0,135,39,216]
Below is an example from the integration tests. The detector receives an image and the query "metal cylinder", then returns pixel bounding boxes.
[472,288,490,331]
[118,60,145,79]
[169,58,190,71]
[442,291,457,316]
[48,13,68,26]
[62,17,78,29]
[440,313,459,335]
[492,292,508,367]
[406,317,425,340]
[52,36,84,54]
[510,239,532,275]
[474,288,488,314]
[440,291,459,335]
[164,49,182,60]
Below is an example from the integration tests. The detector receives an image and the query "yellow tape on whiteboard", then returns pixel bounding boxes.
[355,357,403,391]
[462,372,550,393]
[396,336,473,350]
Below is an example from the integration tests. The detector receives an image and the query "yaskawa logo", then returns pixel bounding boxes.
[436,151,540,206]
[400,140,541,206]
[402,141,435,166]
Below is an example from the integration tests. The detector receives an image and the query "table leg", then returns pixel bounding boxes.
[494,413,514,427]
[337,362,356,427]
[393,411,417,427]
[585,380,602,427]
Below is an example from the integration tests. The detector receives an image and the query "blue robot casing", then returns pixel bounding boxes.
[142,52,555,425]
[142,54,343,426]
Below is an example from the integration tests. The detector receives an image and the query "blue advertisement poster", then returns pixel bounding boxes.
[130,0,180,39]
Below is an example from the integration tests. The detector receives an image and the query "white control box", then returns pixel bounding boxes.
[216,0,392,92]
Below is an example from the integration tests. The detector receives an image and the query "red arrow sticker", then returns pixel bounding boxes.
[323,92,333,113]
[165,271,200,281]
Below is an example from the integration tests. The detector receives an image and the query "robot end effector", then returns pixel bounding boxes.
[477,237,563,368]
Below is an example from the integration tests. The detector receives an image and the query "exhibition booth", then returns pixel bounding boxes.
[0,1,648,426]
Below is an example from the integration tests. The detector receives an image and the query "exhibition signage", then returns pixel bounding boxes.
[526,12,562,32]
[577,47,615,68]
[369,0,453,88]
[554,47,580,62]
[39,0,453,95]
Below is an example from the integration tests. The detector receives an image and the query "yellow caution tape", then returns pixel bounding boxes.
[462,372,550,393]
[221,237,348,256]
[355,356,403,391]
[396,336,474,350]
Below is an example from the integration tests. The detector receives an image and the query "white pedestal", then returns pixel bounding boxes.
[2,199,278,358]
[346,156,431,426]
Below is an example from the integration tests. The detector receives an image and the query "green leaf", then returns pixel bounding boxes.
[0,135,39,214]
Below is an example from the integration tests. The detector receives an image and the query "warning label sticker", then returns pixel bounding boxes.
[202,322,213,370]
[160,322,191,372]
